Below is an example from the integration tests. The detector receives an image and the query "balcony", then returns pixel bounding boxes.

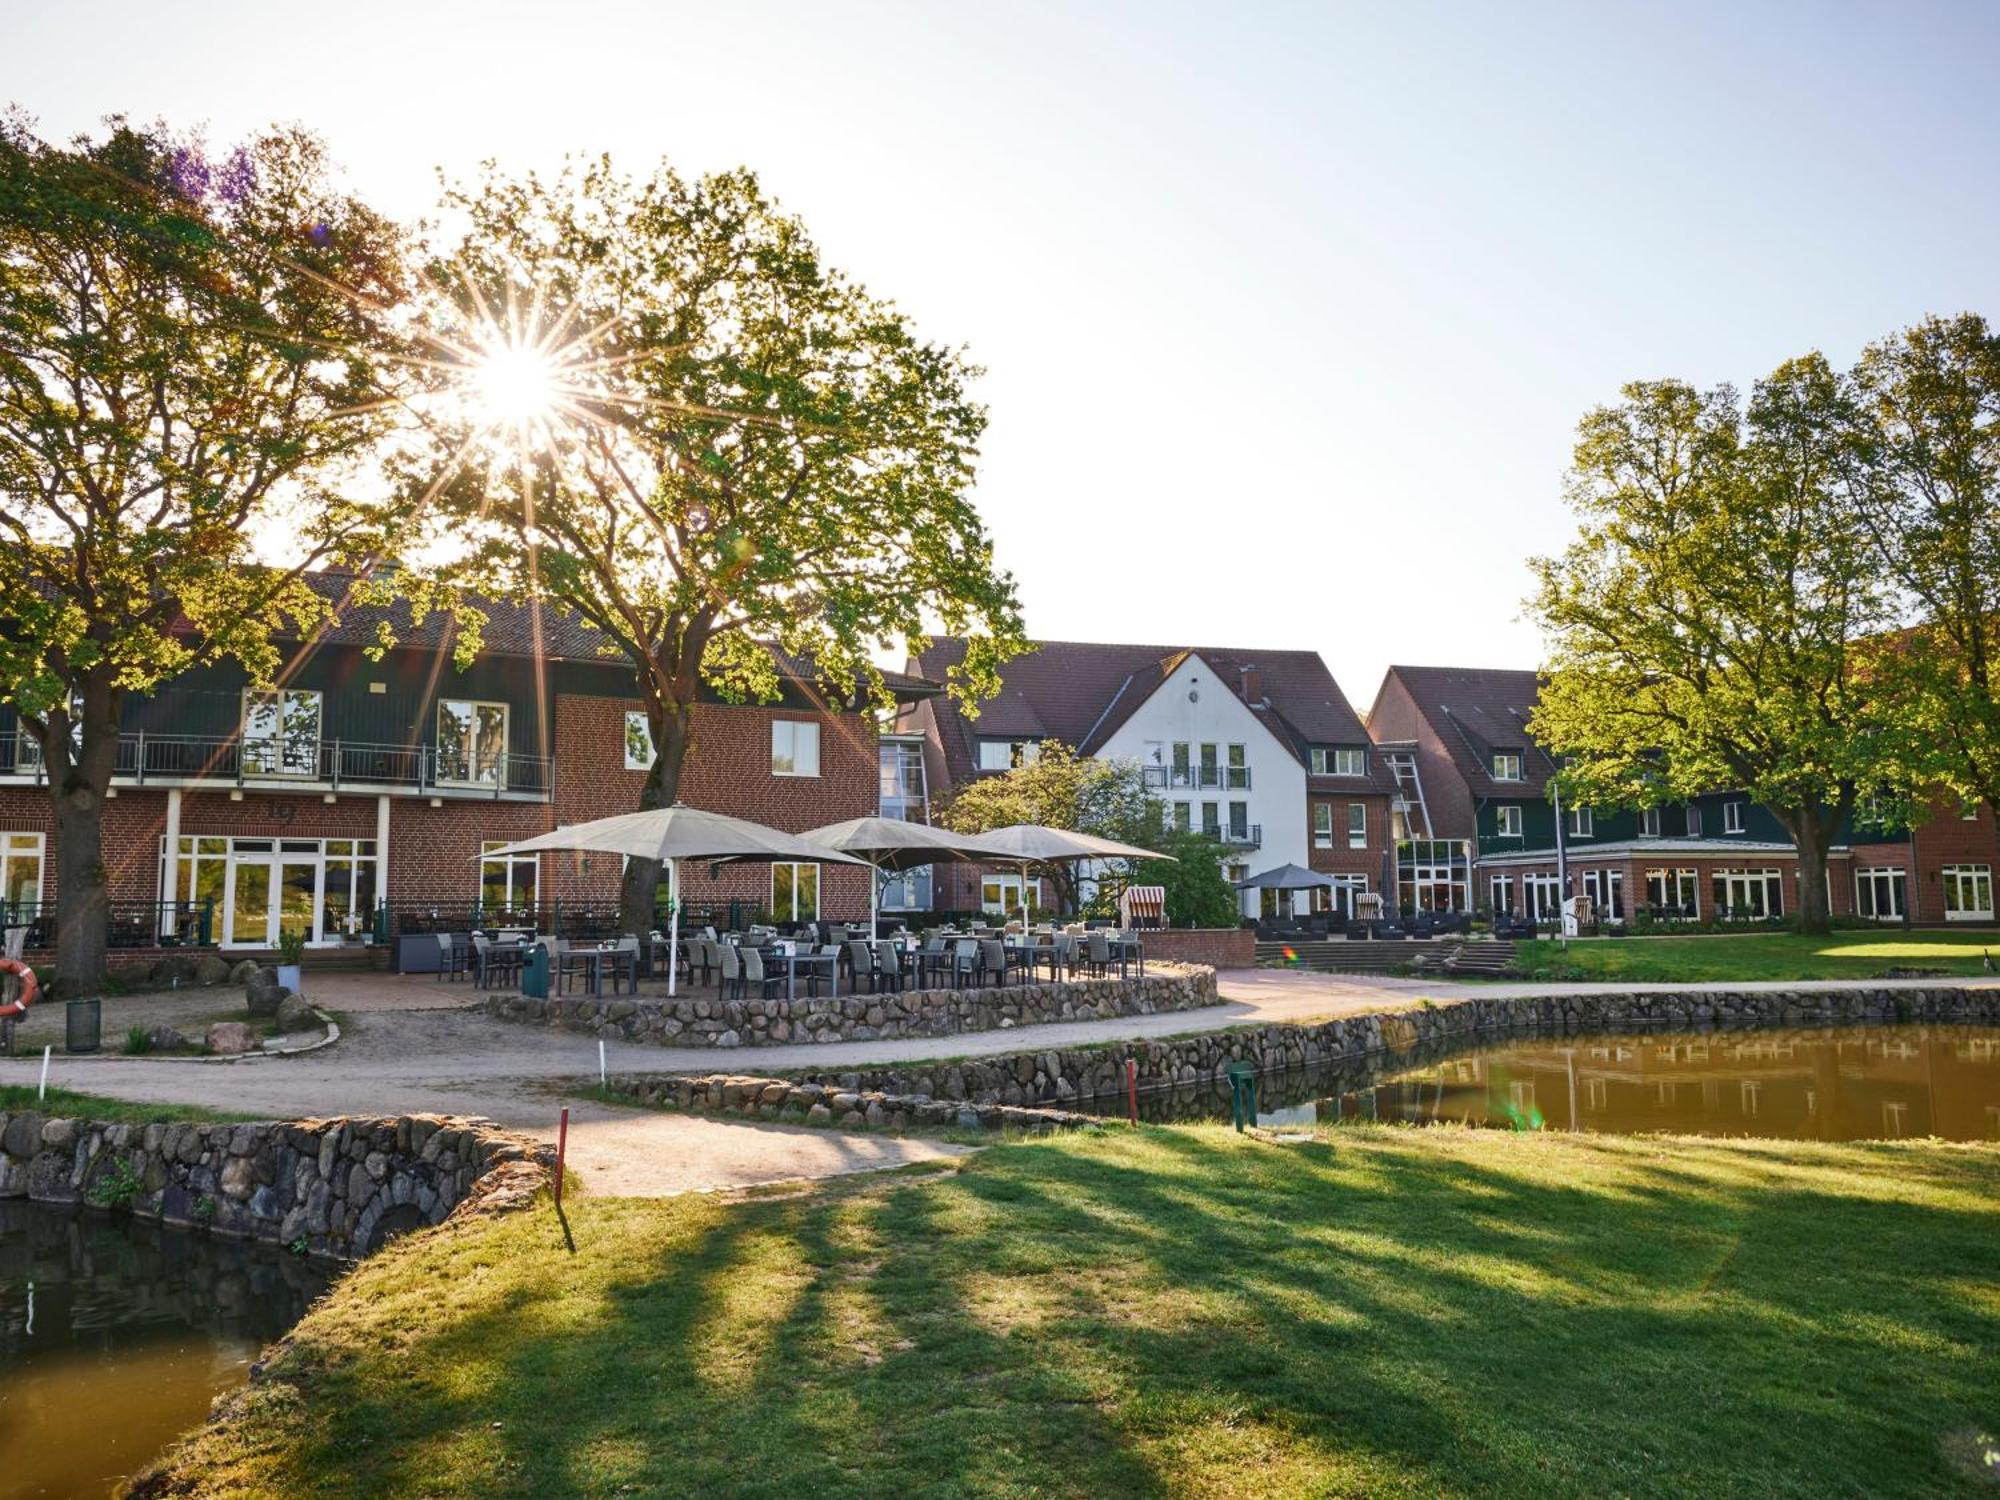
[1144,765,1252,791]
[1209,823,1262,849]
[0,733,553,801]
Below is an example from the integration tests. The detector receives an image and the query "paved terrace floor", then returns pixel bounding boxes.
[4,967,1996,1198]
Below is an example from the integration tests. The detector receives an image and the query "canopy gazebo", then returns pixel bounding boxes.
[797,817,1015,935]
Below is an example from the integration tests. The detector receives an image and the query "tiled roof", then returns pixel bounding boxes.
[907,636,1386,789]
[284,572,938,698]
[1384,665,1556,797]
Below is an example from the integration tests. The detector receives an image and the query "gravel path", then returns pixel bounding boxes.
[7,966,1994,1198]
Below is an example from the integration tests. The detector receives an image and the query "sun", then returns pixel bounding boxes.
[469,338,560,434]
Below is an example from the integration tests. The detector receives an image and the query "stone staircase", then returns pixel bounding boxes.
[1254,937,1519,977]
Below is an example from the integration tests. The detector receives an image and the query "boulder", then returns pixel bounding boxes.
[205,1021,258,1056]
[275,994,317,1035]
[148,954,198,986]
[227,959,263,986]
[145,1025,187,1053]
[192,954,232,986]
[245,979,287,1018]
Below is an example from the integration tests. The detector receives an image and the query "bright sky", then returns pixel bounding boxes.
[7,1,1997,708]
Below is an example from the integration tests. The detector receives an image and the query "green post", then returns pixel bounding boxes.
[1226,1061,1258,1132]
[198,897,213,947]
[372,897,389,945]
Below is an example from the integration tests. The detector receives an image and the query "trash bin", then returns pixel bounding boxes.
[66,995,102,1055]
[521,941,551,1000]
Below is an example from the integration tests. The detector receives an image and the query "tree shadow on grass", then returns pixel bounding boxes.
[153,1126,2000,1500]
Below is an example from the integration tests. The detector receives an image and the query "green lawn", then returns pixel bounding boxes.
[135,1126,2000,1499]
[1513,929,2000,983]
[0,1083,254,1125]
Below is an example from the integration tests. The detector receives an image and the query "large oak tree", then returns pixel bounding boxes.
[409,157,1024,934]
[0,115,408,991]
[1528,359,1906,933]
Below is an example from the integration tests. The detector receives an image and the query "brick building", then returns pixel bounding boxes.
[0,573,936,952]
[900,637,1391,920]
[1365,663,1999,925]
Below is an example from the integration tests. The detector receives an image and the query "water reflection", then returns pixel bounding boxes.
[0,1201,332,1499]
[1082,1025,2000,1142]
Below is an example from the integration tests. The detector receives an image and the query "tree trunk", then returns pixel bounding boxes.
[47,675,122,997]
[1787,808,1834,935]
[618,697,695,935]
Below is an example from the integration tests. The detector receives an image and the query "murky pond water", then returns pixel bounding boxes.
[0,1202,331,1499]
[1086,1024,2000,1141]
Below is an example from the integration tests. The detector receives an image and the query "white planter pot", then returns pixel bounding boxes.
[276,964,303,992]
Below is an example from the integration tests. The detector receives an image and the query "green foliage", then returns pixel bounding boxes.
[277,928,307,966]
[1529,359,1910,932]
[400,155,1023,928]
[85,1155,144,1209]
[190,1194,217,1223]
[123,1024,153,1055]
[1134,829,1239,929]
[0,113,412,988]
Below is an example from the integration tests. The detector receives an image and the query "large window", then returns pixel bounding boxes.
[1312,874,1369,918]
[1170,742,1191,788]
[1227,801,1249,841]
[624,711,655,770]
[242,689,322,776]
[1712,867,1783,920]
[438,700,509,785]
[1312,746,1367,777]
[1942,864,1993,922]
[1685,803,1703,838]
[1201,801,1221,839]
[1348,803,1367,849]
[979,872,1026,917]
[976,737,1035,773]
[1490,873,1515,914]
[322,839,379,939]
[1494,804,1523,838]
[879,741,926,820]
[1,832,45,912]
[771,861,820,920]
[1523,873,1562,921]
[772,720,822,777]
[1639,807,1661,838]
[1855,867,1906,923]
[1313,803,1333,849]
[1580,867,1624,920]
[1198,743,1219,789]
[1492,753,1524,782]
[1226,743,1248,789]
[1645,867,1698,916]
[1723,801,1746,835]
[1172,802,1192,833]
[1567,807,1594,839]
[479,840,538,916]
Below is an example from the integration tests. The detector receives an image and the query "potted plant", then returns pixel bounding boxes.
[275,928,306,992]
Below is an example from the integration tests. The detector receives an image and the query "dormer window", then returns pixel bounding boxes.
[977,738,1039,773]
[1723,801,1746,835]
[1492,752,1524,782]
[1312,747,1366,777]
[1567,808,1594,838]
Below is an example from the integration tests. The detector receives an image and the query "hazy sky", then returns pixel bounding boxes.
[6,1,1996,707]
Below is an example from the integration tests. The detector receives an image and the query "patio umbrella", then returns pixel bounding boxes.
[969,824,1174,928]
[797,817,1016,938]
[481,804,866,996]
[1233,862,1336,921]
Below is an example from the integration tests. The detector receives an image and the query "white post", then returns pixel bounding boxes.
[38,1043,50,1102]
[869,858,880,940]
[599,1038,607,1088]
[666,857,680,998]
[375,795,391,934]
[159,787,182,938]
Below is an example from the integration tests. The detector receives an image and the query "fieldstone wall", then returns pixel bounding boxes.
[0,1112,553,1261]
[482,962,1217,1048]
[1133,928,1255,970]
[605,1072,1091,1134]
[787,984,2000,1108]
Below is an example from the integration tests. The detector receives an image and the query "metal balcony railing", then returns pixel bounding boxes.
[1144,765,1252,791]
[0,732,553,800]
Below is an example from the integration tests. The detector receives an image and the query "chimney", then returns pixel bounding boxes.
[1239,665,1264,705]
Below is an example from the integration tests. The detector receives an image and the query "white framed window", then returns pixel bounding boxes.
[242,688,323,776]
[1490,873,1515,914]
[623,711,655,770]
[1685,803,1703,838]
[1200,801,1221,839]
[1198,743,1220,788]
[976,737,1036,773]
[978,872,1025,917]
[1495,805,1523,838]
[1962,799,1981,821]
[1711,867,1784,920]
[1723,801,1746,835]
[1645,867,1699,915]
[1169,742,1191,788]
[771,720,821,777]
[1942,863,1993,921]
[1855,868,1906,923]
[1227,801,1249,841]
[1313,803,1333,849]
[1312,747,1367,777]
[478,839,538,915]
[771,861,820,921]
[1,831,45,912]
[438,700,509,785]
[1639,807,1661,838]
[1348,803,1367,849]
[1226,743,1248,789]
[1492,753,1524,782]
[1172,802,1192,833]
[1567,808,1594,839]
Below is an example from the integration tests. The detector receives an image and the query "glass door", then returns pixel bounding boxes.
[278,856,321,946]
[1943,865,1993,921]
[1855,868,1905,922]
[226,850,274,947]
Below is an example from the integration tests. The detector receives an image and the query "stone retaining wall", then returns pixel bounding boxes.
[0,1112,553,1261]
[604,1072,1092,1134]
[483,962,1217,1048]
[1135,928,1255,969]
[789,985,2000,1109]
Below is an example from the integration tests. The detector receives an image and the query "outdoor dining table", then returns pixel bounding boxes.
[760,946,839,1001]
[564,943,638,998]
[476,939,529,987]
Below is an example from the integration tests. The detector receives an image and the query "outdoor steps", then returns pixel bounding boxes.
[1254,938,1519,975]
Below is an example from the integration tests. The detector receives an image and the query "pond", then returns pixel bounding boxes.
[0,1201,332,1498]
[1084,1024,2000,1141]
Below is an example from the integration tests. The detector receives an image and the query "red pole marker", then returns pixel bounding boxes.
[1126,1057,1139,1125]
[555,1106,570,1209]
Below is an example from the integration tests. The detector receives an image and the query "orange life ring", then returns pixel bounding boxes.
[0,956,37,1019]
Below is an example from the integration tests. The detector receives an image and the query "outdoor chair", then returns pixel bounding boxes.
[843,939,879,993]
[434,932,470,981]
[739,946,784,1001]
[949,938,980,987]
[715,942,743,998]
[1083,931,1113,978]
[551,939,593,995]
[977,939,1014,986]
[471,932,521,988]
[918,937,948,987]
[872,940,907,993]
